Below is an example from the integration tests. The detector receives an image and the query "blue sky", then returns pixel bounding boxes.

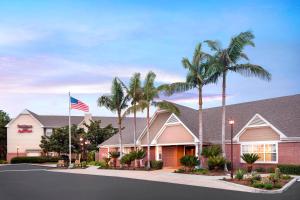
[0,0,299,117]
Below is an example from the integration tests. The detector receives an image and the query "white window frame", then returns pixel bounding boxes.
[45,128,53,137]
[240,141,278,164]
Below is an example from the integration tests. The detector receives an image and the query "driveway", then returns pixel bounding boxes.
[0,164,299,200]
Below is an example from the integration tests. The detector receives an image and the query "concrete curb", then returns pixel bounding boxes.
[221,176,299,194]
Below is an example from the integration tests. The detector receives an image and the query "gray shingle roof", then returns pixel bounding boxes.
[100,94,300,146]
[175,94,300,143]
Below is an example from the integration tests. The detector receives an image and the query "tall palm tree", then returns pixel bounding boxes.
[98,78,129,160]
[205,31,271,169]
[117,73,143,151]
[142,71,180,169]
[160,43,218,167]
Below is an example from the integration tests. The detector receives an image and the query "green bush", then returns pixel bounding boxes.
[150,160,163,170]
[278,164,300,175]
[87,151,95,162]
[202,145,222,158]
[0,160,8,164]
[273,183,282,189]
[264,183,273,190]
[255,167,266,173]
[180,155,199,171]
[281,174,292,180]
[252,182,264,188]
[174,168,185,173]
[207,156,226,170]
[193,168,208,175]
[120,153,135,167]
[81,161,87,168]
[266,167,275,173]
[10,156,60,164]
[235,169,246,180]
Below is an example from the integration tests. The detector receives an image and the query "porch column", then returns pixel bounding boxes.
[195,143,199,157]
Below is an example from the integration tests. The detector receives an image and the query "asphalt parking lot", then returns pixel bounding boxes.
[0,164,299,200]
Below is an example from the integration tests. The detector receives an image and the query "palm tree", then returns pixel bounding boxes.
[160,43,218,167]
[117,73,143,151]
[98,78,129,160]
[142,71,180,169]
[205,31,271,170]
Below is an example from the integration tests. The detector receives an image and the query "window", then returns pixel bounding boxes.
[123,147,132,154]
[45,128,53,137]
[241,142,277,163]
[156,146,162,160]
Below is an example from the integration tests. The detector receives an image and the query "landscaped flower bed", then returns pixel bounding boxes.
[223,168,293,190]
[174,168,227,176]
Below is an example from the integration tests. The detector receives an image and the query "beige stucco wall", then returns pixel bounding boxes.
[157,124,194,144]
[239,127,280,142]
[7,114,44,154]
[140,112,170,145]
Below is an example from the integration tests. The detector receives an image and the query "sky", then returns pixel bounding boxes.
[0,0,299,118]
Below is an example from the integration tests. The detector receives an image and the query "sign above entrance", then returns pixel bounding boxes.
[18,125,33,133]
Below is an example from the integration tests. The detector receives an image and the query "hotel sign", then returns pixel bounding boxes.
[18,125,33,133]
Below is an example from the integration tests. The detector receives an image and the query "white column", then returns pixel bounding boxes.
[195,143,199,157]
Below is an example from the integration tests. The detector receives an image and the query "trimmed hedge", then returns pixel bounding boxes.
[11,156,60,164]
[278,164,300,175]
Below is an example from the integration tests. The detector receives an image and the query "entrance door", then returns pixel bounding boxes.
[185,146,195,156]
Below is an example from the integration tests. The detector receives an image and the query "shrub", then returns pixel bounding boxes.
[180,155,199,171]
[255,167,266,173]
[273,183,282,189]
[0,160,8,164]
[207,156,226,170]
[87,151,95,162]
[109,151,120,168]
[235,169,246,180]
[266,167,275,173]
[120,153,135,167]
[10,156,60,164]
[150,160,163,170]
[193,168,208,175]
[252,182,264,188]
[264,183,273,190]
[240,153,260,172]
[250,172,262,184]
[103,157,111,167]
[81,161,87,168]
[281,174,292,180]
[202,145,222,158]
[278,164,300,175]
[174,168,185,173]
[269,173,280,184]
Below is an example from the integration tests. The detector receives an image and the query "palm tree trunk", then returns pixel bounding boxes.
[118,113,123,168]
[146,106,151,169]
[221,71,227,171]
[198,87,203,168]
[133,105,137,151]
[133,104,137,168]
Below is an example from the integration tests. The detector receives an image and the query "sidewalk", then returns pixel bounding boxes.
[50,166,257,193]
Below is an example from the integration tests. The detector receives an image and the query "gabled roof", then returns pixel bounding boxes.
[100,94,300,146]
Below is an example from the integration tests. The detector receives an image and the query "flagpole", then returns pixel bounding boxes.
[68,92,72,167]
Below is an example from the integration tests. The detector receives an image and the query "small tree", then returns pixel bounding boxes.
[180,155,199,172]
[241,153,260,172]
[120,152,136,168]
[134,149,146,168]
[103,157,111,168]
[207,155,226,171]
[0,110,10,160]
[109,151,120,168]
[202,145,222,158]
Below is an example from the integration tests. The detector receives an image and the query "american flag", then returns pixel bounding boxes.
[70,97,89,112]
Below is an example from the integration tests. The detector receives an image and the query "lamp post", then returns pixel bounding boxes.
[17,145,20,157]
[228,119,235,179]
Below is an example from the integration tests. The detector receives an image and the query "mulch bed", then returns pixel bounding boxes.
[223,178,291,190]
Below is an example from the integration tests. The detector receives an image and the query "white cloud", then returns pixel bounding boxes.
[0,55,185,94]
